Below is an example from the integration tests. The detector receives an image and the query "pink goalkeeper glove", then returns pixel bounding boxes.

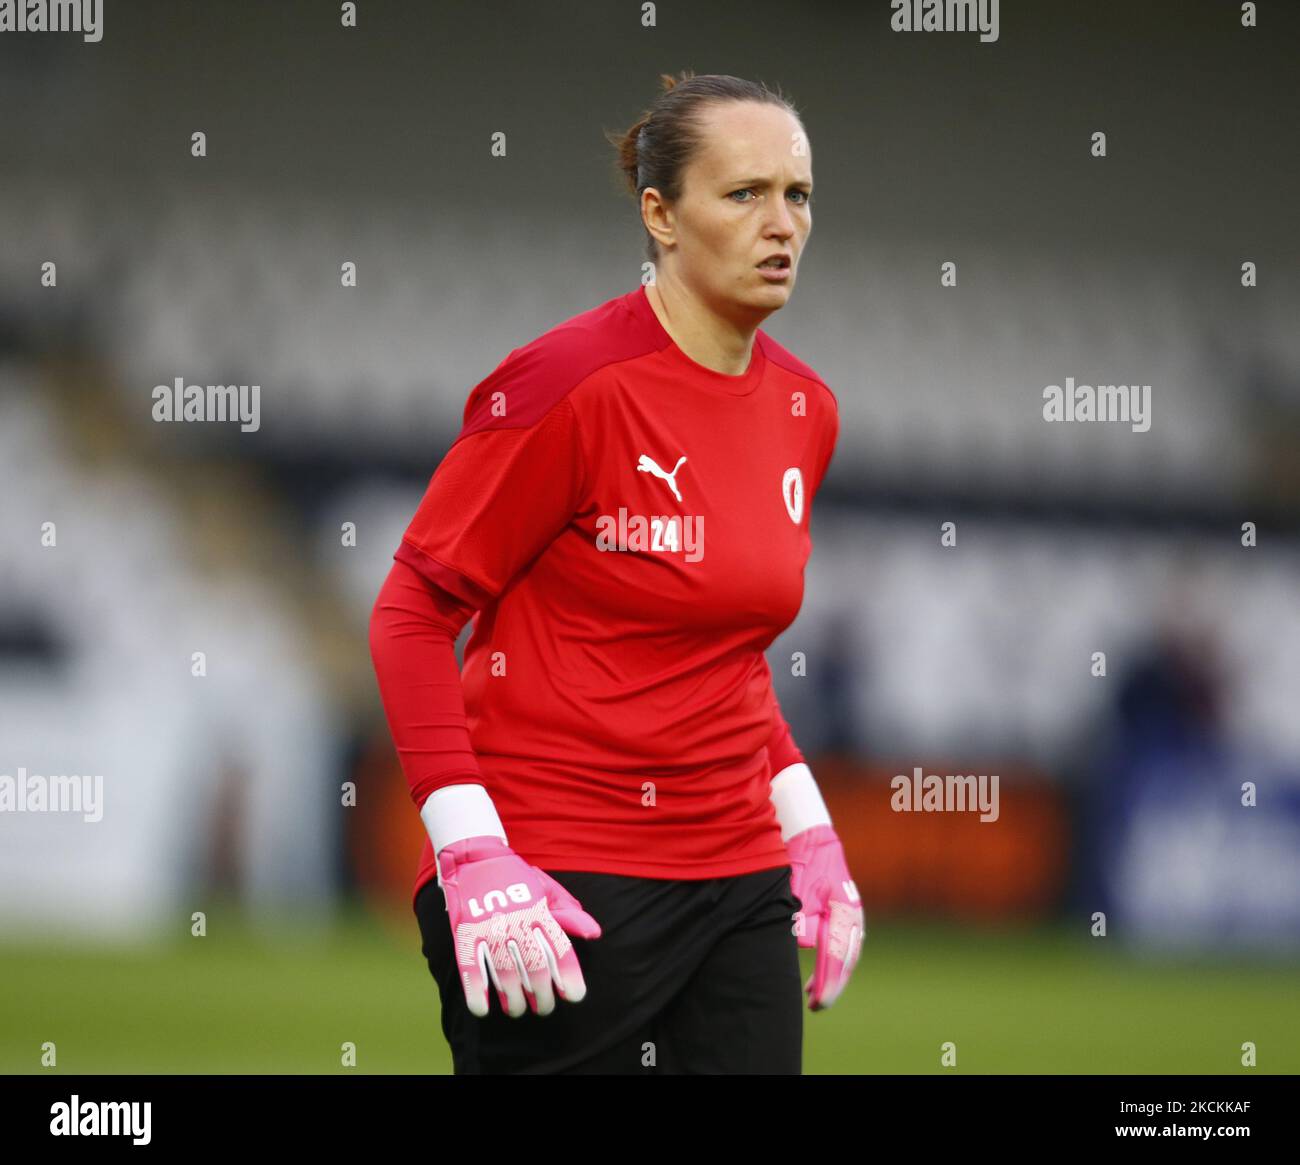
[435,836,603,1019]
[787,823,865,1011]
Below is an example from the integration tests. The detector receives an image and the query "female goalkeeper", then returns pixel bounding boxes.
[369,70,863,1075]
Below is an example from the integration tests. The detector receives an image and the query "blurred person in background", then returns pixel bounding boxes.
[1080,586,1227,936]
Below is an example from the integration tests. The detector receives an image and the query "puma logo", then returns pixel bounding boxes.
[637,453,687,503]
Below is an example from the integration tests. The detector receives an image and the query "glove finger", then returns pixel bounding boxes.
[533,914,590,1005]
[541,874,602,937]
[806,908,833,1009]
[552,944,590,1005]
[810,902,861,1011]
[504,937,546,1017]
[491,950,527,1018]
[845,908,866,975]
[457,935,492,1018]
[841,922,864,1000]
[508,926,558,1017]
[537,883,599,1003]
[526,925,560,1016]
[487,935,529,1018]
[812,951,849,1011]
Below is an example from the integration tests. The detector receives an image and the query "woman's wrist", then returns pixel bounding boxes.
[420,782,508,855]
[769,762,832,842]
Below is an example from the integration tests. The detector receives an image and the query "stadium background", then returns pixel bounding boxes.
[1,0,1298,1073]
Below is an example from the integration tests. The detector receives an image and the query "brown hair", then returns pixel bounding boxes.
[606,70,803,263]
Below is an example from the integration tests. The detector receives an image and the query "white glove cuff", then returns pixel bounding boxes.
[420,782,508,855]
[770,762,832,842]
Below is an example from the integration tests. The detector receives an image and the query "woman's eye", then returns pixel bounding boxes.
[730,188,811,204]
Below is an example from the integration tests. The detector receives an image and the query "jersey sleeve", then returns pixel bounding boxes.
[368,557,483,809]
[395,363,587,609]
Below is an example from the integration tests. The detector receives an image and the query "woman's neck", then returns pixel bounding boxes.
[644,279,759,377]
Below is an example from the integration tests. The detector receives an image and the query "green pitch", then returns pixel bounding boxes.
[1,902,1294,1074]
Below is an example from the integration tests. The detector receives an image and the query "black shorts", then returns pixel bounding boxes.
[414,864,804,1074]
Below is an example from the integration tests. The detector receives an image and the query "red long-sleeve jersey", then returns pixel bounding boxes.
[370,284,838,904]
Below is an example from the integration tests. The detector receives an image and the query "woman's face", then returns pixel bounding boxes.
[649,101,813,320]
